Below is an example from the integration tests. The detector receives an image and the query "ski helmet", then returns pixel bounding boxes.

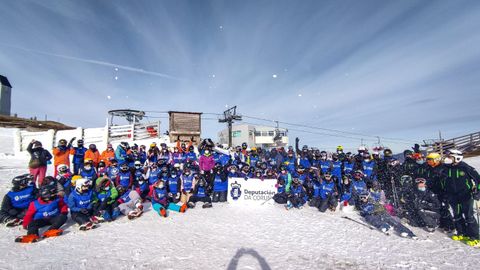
[359,191,370,202]
[116,185,126,195]
[58,139,67,147]
[32,141,42,149]
[57,164,69,173]
[12,174,32,190]
[89,144,97,151]
[40,185,57,201]
[120,163,129,172]
[98,160,106,168]
[400,175,413,186]
[426,153,441,167]
[77,139,84,147]
[134,161,142,169]
[448,149,463,164]
[383,148,393,157]
[75,178,91,193]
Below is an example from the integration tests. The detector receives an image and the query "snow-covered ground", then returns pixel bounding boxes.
[0,129,479,270]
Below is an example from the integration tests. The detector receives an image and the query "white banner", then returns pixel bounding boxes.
[227,178,277,206]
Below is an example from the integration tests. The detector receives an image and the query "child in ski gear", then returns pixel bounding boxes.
[273,178,288,204]
[106,159,120,180]
[286,177,306,209]
[403,178,441,232]
[70,139,87,175]
[318,172,338,212]
[85,144,101,167]
[167,169,182,203]
[97,160,107,177]
[308,176,323,208]
[92,177,119,222]
[79,159,98,182]
[56,164,72,196]
[40,176,65,197]
[212,164,228,202]
[180,169,196,204]
[135,175,150,200]
[26,140,52,187]
[116,185,143,219]
[187,176,212,209]
[150,179,187,217]
[20,185,68,242]
[116,163,133,189]
[100,144,115,167]
[67,179,97,230]
[1,174,36,227]
[53,138,74,177]
[350,170,368,207]
[358,191,416,238]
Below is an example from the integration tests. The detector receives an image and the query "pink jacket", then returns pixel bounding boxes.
[199,155,215,171]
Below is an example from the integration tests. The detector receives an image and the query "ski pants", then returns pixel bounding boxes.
[73,163,83,175]
[449,198,479,240]
[118,191,141,215]
[289,196,305,208]
[318,195,338,212]
[27,214,67,235]
[152,202,181,215]
[93,200,117,216]
[365,213,415,237]
[212,191,227,202]
[415,210,440,228]
[71,211,92,225]
[29,166,47,188]
[308,197,322,208]
[437,194,454,230]
[188,196,212,204]
[0,207,26,223]
[273,193,287,204]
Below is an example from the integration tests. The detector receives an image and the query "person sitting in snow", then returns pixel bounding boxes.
[79,159,98,182]
[403,178,441,232]
[318,171,339,212]
[115,185,144,220]
[56,164,73,197]
[18,185,68,243]
[357,191,417,239]
[0,174,36,227]
[92,177,119,222]
[187,175,212,209]
[350,170,368,207]
[308,176,323,208]
[150,179,187,217]
[67,178,98,230]
[166,168,182,203]
[286,177,306,210]
[134,175,150,201]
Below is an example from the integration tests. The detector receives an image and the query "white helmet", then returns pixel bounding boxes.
[75,178,91,193]
[358,146,367,152]
[448,149,463,164]
[57,164,69,173]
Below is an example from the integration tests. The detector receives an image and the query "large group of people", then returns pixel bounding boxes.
[0,136,479,247]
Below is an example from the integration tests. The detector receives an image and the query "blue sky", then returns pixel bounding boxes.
[0,0,479,152]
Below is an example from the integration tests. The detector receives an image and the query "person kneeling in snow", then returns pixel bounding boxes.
[150,179,187,217]
[0,174,36,227]
[285,177,306,210]
[358,191,417,239]
[92,177,119,222]
[404,178,441,233]
[212,164,228,203]
[18,185,68,243]
[67,178,97,230]
[116,185,143,219]
[318,172,339,212]
[273,178,288,204]
[187,176,212,209]
[308,176,322,208]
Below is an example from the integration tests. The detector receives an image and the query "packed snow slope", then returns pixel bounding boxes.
[0,129,479,270]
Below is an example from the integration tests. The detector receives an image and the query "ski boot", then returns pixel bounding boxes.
[159,208,168,217]
[79,222,96,231]
[128,209,143,220]
[179,204,187,213]
[465,239,480,248]
[202,202,212,208]
[188,202,195,208]
[42,229,63,238]
[452,234,469,242]
[15,234,40,243]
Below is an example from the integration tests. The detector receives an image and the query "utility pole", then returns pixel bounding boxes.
[218,106,242,147]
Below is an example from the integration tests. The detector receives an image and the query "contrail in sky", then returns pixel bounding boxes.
[0,43,180,80]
